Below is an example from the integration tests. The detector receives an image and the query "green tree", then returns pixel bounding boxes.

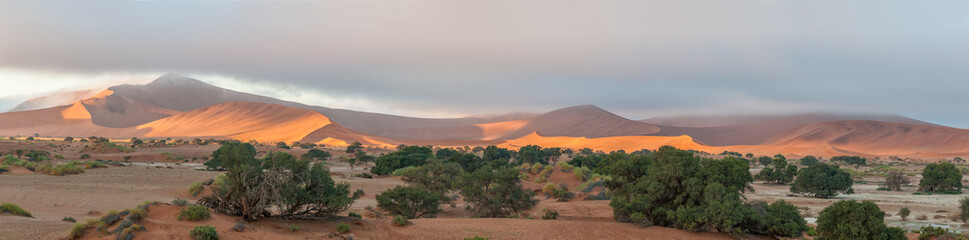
[458,165,537,217]
[402,159,464,200]
[881,171,910,191]
[63,137,74,142]
[790,163,854,198]
[831,156,867,166]
[435,148,459,159]
[799,155,819,166]
[757,156,772,166]
[899,207,910,221]
[816,200,906,240]
[755,157,797,184]
[345,141,363,154]
[204,142,256,171]
[516,145,546,164]
[199,149,361,221]
[760,200,809,238]
[541,147,562,164]
[349,150,373,170]
[275,142,290,149]
[959,196,969,222]
[302,149,331,161]
[371,146,433,175]
[482,146,512,162]
[918,162,963,193]
[376,186,443,219]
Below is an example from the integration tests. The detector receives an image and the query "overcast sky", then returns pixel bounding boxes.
[1,1,968,127]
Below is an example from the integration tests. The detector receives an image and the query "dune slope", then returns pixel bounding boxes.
[137,101,332,143]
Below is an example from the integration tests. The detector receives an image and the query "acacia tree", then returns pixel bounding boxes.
[881,171,910,191]
[755,157,797,184]
[816,200,906,240]
[458,165,537,217]
[799,156,819,166]
[376,186,442,219]
[200,144,361,221]
[402,159,464,201]
[790,163,854,198]
[918,162,963,193]
[345,141,363,154]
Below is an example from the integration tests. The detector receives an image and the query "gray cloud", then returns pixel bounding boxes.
[0,0,968,126]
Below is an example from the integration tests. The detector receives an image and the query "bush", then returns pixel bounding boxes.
[881,171,911,191]
[392,215,412,226]
[199,145,362,221]
[376,186,443,219]
[755,157,797,184]
[189,182,204,197]
[919,162,963,193]
[371,146,432,175]
[542,208,558,220]
[899,208,911,221]
[762,200,808,238]
[917,214,928,220]
[63,216,76,222]
[190,225,218,240]
[391,166,418,176]
[915,226,962,240]
[459,166,537,218]
[790,163,854,198]
[173,198,189,206]
[178,205,211,221]
[336,222,352,233]
[799,155,819,166]
[0,203,32,217]
[606,147,756,235]
[288,224,298,232]
[959,196,969,222]
[348,212,362,218]
[816,200,905,240]
[465,237,489,240]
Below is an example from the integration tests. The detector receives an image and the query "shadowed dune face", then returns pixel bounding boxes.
[137,101,332,143]
[81,90,181,128]
[8,89,102,112]
[765,120,969,157]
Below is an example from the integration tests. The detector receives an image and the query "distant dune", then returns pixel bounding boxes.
[1,74,968,159]
[8,89,102,112]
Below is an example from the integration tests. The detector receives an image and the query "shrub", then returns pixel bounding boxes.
[959,196,969,222]
[391,166,418,176]
[459,166,537,218]
[376,186,443,219]
[199,146,362,221]
[915,226,961,240]
[919,162,963,193]
[755,157,797,184]
[63,216,76,222]
[542,208,558,220]
[288,224,298,232]
[799,155,819,166]
[881,171,911,191]
[371,146,432,175]
[762,200,808,238]
[817,200,905,240]
[80,154,91,159]
[0,203,32,217]
[190,225,218,240]
[189,182,204,197]
[336,222,352,233]
[464,237,488,240]
[790,163,854,198]
[69,223,87,239]
[917,214,928,220]
[392,215,412,226]
[178,205,211,221]
[173,198,189,206]
[899,208,911,221]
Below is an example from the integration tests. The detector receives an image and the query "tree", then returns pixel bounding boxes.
[371,146,433,175]
[63,137,74,142]
[799,155,819,166]
[435,148,459,159]
[445,153,486,173]
[542,147,562,164]
[275,142,291,149]
[881,171,910,191]
[745,153,754,159]
[959,196,969,222]
[302,149,331,161]
[918,162,963,193]
[898,207,911,221]
[516,145,546,164]
[402,159,463,199]
[349,150,373,170]
[482,146,511,162]
[790,163,854,198]
[15,149,23,158]
[755,157,797,184]
[199,149,362,221]
[763,200,808,238]
[816,200,906,240]
[757,156,772,166]
[606,146,756,234]
[471,146,485,153]
[561,148,575,157]
[458,165,537,217]
[376,186,442,219]
[831,156,867,166]
[345,142,363,154]
[204,142,256,171]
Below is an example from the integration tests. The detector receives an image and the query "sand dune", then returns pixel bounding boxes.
[764,120,969,158]
[8,89,102,112]
[0,103,149,138]
[650,113,940,146]
[137,101,332,143]
[81,90,182,128]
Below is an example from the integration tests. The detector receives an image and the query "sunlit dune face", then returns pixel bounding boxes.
[475,120,529,140]
[137,101,332,143]
[317,137,349,147]
[60,102,92,120]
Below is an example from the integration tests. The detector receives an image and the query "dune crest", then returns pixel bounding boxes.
[60,102,92,120]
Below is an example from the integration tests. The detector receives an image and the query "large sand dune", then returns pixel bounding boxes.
[8,89,101,112]
[137,101,332,143]
[765,120,969,158]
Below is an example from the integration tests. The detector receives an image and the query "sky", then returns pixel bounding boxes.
[1,0,968,127]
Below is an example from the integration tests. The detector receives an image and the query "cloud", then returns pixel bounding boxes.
[0,0,967,127]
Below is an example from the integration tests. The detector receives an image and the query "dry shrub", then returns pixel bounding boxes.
[917,214,929,220]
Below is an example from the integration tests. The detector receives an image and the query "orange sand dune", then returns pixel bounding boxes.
[499,132,710,153]
[301,124,401,147]
[81,89,182,128]
[765,120,969,158]
[476,120,528,140]
[8,88,102,112]
[0,103,149,138]
[137,101,332,143]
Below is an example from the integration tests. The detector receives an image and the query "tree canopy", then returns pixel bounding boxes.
[790,163,854,198]
[918,162,963,193]
[816,200,906,240]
